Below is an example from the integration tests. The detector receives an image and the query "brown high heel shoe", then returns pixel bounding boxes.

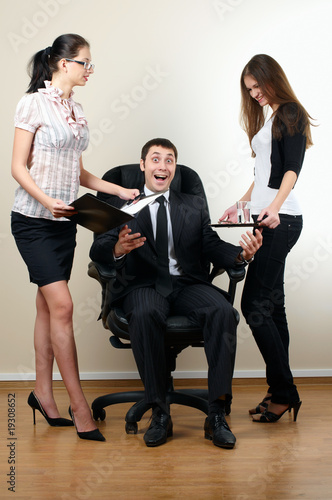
[252,401,302,423]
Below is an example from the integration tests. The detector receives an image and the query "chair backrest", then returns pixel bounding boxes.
[97,163,209,214]
[89,163,244,336]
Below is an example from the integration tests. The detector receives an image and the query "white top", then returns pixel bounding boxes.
[251,119,302,216]
[12,81,89,221]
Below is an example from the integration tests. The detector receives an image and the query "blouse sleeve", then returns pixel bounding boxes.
[14,94,41,133]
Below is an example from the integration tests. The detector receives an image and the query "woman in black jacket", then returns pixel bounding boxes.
[220,54,314,423]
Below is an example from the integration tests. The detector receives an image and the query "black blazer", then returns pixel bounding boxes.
[90,190,241,304]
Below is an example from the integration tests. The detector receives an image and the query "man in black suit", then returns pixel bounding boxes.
[90,138,262,448]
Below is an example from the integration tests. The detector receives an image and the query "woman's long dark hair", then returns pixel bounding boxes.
[27,33,89,93]
[240,54,313,156]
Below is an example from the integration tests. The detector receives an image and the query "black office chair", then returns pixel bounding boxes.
[88,164,245,434]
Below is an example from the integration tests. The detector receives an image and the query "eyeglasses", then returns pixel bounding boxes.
[65,59,95,71]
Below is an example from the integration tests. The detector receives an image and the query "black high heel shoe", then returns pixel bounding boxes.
[68,406,106,441]
[253,401,302,423]
[248,396,271,415]
[28,391,74,427]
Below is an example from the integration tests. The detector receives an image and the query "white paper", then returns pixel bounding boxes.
[121,192,167,215]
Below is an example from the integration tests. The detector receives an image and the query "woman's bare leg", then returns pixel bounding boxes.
[33,287,62,418]
[38,280,97,432]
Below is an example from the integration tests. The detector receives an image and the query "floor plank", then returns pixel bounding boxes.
[0,381,331,499]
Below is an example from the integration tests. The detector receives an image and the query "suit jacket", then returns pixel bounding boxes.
[90,190,241,304]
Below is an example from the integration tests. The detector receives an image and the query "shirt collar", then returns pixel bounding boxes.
[144,186,170,203]
[42,80,75,100]
[37,81,87,138]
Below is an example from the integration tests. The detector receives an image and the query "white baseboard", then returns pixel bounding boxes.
[0,369,331,382]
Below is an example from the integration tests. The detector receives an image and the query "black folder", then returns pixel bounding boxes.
[67,193,134,233]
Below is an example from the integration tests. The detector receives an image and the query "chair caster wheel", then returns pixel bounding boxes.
[125,421,138,434]
[93,408,106,421]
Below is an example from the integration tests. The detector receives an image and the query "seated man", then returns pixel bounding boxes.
[90,138,262,449]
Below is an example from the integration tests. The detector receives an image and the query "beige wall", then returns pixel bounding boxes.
[1,0,331,381]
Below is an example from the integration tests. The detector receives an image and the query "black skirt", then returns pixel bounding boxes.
[11,212,77,287]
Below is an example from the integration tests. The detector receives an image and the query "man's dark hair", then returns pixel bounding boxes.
[141,138,178,162]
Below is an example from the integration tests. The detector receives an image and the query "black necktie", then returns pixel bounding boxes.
[155,196,173,297]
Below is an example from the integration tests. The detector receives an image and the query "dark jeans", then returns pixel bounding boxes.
[241,214,303,404]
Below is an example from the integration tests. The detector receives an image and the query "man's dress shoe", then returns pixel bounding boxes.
[144,408,173,447]
[204,412,236,449]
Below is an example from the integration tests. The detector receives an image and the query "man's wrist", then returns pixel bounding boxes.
[113,243,125,260]
[113,241,124,259]
[239,250,254,265]
[113,250,125,260]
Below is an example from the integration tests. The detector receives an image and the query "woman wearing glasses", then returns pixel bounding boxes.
[11,34,139,441]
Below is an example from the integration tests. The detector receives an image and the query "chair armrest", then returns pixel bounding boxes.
[109,336,132,349]
[226,263,246,282]
[87,261,116,328]
[88,261,116,283]
[210,263,246,305]
[226,264,246,304]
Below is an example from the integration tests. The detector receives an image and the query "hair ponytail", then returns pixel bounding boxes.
[27,48,52,93]
[26,34,89,93]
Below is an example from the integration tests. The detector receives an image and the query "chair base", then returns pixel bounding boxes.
[91,385,231,434]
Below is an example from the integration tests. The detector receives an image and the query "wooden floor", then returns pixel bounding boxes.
[0,379,331,500]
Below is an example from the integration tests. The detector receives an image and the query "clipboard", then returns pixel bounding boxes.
[67,193,134,233]
[210,223,260,228]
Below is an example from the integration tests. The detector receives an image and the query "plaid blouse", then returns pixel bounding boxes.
[12,81,89,221]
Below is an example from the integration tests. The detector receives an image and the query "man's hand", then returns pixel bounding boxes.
[113,225,146,257]
[238,228,263,262]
